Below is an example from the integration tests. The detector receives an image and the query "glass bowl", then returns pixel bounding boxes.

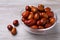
[20,4,57,34]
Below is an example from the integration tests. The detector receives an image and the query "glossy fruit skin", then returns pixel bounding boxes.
[38,4,44,11]
[46,11,54,17]
[31,25,38,29]
[45,23,51,28]
[37,18,47,25]
[37,20,42,25]
[39,12,48,18]
[45,7,51,12]
[28,12,34,19]
[22,4,56,29]
[40,18,47,25]
[13,20,19,26]
[11,28,17,35]
[24,19,36,26]
[38,26,44,29]
[25,6,31,11]
[34,13,39,20]
[22,11,29,18]
[49,17,55,24]
[30,6,38,13]
[7,25,13,31]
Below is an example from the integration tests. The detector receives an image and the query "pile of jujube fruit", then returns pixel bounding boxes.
[21,4,56,29]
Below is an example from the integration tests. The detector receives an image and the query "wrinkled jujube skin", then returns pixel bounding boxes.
[24,19,36,26]
[49,17,55,24]
[45,7,51,12]
[45,23,52,28]
[38,4,44,11]
[37,18,47,25]
[22,11,29,18]
[30,6,38,13]
[37,20,42,25]
[28,12,34,19]
[13,20,19,26]
[7,25,13,31]
[39,12,48,18]
[34,13,39,20]
[11,28,17,35]
[31,25,38,29]
[38,26,44,29]
[46,11,54,17]
[25,6,31,11]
